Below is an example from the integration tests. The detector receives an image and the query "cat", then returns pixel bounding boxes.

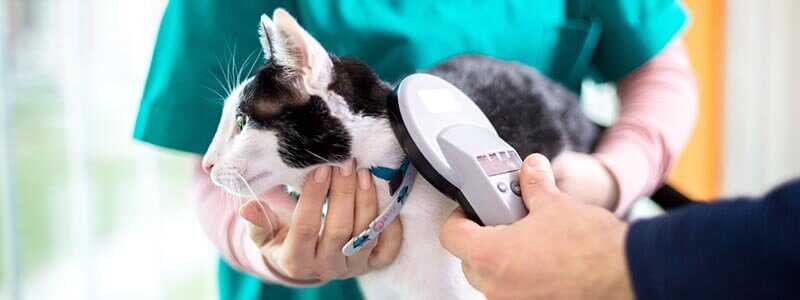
[202,9,598,300]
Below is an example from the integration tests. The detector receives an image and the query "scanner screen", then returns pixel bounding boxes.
[476,151,522,176]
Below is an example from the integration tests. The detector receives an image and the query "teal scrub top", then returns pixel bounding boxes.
[134,1,687,299]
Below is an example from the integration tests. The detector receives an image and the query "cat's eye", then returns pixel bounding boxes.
[235,114,249,131]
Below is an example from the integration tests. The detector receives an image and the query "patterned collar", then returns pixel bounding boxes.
[341,160,417,256]
[369,160,411,194]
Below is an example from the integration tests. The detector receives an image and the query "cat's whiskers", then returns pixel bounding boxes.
[222,39,237,94]
[218,174,243,218]
[227,42,239,93]
[212,54,231,95]
[207,41,262,105]
[212,168,268,231]
[243,48,261,83]
[236,48,260,86]
[209,57,233,102]
[203,85,228,106]
[233,171,275,241]
[207,42,235,101]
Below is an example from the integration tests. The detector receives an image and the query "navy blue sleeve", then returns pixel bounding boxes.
[626,179,800,300]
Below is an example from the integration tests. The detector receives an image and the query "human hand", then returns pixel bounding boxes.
[439,154,633,300]
[552,151,620,210]
[239,159,403,283]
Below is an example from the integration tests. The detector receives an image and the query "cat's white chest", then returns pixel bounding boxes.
[356,178,483,300]
[338,98,481,299]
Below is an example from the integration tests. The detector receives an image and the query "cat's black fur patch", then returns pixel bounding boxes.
[329,56,392,118]
[242,53,598,170]
[240,63,352,168]
[427,55,599,158]
[239,63,303,120]
[269,95,351,168]
[326,54,597,159]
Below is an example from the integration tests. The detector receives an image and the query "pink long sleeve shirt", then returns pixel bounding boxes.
[191,40,698,284]
[594,40,698,215]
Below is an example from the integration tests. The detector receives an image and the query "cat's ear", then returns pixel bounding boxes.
[258,9,333,93]
[258,14,277,62]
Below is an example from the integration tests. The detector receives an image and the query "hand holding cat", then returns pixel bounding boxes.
[552,151,620,210]
[239,159,403,283]
[439,154,633,299]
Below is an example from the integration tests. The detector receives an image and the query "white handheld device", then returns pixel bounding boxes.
[387,73,528,226]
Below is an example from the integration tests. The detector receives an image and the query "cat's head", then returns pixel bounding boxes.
[202,9,394,197]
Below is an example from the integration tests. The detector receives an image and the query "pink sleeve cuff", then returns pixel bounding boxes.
[241,231,323,287]
[594,39,699,215]
[593,129,668,215]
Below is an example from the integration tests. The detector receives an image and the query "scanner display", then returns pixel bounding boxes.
[476,151,522,176]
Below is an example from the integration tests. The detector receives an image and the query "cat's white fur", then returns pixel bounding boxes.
[203,9,482,299]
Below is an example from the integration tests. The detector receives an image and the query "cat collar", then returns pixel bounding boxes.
[341,160,416,256]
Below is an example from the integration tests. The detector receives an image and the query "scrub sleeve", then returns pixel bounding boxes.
[133,0,688,299]
[588,0,689,82]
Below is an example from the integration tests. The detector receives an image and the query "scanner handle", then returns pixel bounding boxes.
[437,125,528,226]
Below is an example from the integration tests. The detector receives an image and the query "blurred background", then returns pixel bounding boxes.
[0,0,798,299]
[0,0,217,299]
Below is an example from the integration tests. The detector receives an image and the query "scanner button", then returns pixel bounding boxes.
[510,180,521,196]
[496,182,508,193]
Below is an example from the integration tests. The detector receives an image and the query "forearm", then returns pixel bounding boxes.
[625,179,800,299]
[189,157,313,287]
[594,39,699,215]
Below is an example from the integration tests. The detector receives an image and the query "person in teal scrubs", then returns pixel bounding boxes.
[134,1,690,299]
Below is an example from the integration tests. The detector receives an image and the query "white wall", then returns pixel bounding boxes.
[723,0,800,196]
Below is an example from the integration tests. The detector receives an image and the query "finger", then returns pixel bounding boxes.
[348,167,379,271]
[343,228,379,277]
[342,238,378,277]
[281,165,331,279]
[520,153,560,209]
[316,159,357,280]
[438,208,484,261]
[369,216,402,269]
[353,168,379,236]
[239,199,278,245]
[260,227,295,277]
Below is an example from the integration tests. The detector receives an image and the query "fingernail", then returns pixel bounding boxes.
[314,166,330,183]
[239,200,265,228]
[526,153,547,168]
[338,158,354,177]
[357,168,372,190]
[239,201,269,244]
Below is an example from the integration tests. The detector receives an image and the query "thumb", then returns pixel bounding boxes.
[520,153,560,209]
[439,208,485,261]
[239,199,277,246]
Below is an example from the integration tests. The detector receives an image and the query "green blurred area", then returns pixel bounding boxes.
[6,81,202,295]
[0,0,216,298]
[11,83,66,278]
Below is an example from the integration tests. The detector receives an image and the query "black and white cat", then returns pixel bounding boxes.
[202,9,597,299]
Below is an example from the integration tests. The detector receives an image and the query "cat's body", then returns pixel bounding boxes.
[202,10,597,299]
[430,55,598,157]
[333,55,599,300]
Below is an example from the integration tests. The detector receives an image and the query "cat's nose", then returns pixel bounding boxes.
[202,161,214,175]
